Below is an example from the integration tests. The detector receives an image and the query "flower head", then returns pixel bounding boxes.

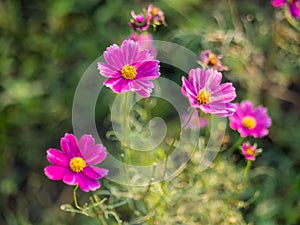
[229,100,272,138]
[181,68,236,117]
[241,142,260,161]
[272,0,300,19]
[128,33,157,57]
[98,40,160,97]
[128,10,151,30]
[199,50,228,71]
[147,4,167,27]
[44,133,108,192]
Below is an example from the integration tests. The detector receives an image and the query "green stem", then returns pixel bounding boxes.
[242,160,252,190]
[223,136,243,158]
[99,216,108,225]
[73,185,82,210]
[123,92,132,164]
[162,108,196,180]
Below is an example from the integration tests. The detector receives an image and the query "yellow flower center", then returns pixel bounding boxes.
[246,147,255,156]
[197,89,212,105]
[242,116,256,129]
[207,53,218,67]
[121,65,137,80]
[69,157,86,173]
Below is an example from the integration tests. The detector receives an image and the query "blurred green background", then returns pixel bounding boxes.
[1,0,300,224]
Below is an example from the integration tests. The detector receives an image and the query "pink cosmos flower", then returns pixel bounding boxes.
[98,40,160,97]
[199,50,228,71]
[181,68,236,117]
[229,100,272,138]
[128,32,157,57]
[241,142,259,161]
[128,10,151,30]
[44,133,108,192]
[272,0,300,19]
[147,4,167,27]
[183,110,208,131]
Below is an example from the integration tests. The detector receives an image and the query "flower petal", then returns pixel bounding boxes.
[272,0,286,7]
[82,144,107,165]
[60,133,82,159]
[136,60,160,80]
[63,170,77,185]
[103,44,124,70]
[44,166,67,180]
[77,173,100,192]
[83,166,109,179]
[104,76,134,94]
[182,76,198,99]
[121,40,139,65]
[46,148,69,167]
[289,1,300,18]
[98,62,120,78]
[78,134,95,154]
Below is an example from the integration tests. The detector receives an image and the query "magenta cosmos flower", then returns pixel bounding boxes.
[181,68,236,117]
[241,142,259,161]
[128,10,151,30]
[98,40,160,97]
[128,33,157,57]
[229,100,272,138]
[44,133,108,192]
[272,0,300,19]
[199,50,228,71]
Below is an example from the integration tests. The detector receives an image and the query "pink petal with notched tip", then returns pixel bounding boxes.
[46,148,69,167]
[60,133,82,159]
[83,166,109,179]
[77,173,100,192]
[44,166,68,180]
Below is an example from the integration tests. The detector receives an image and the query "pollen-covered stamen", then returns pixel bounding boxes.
[242,116,257,129]
[121,65,137,80]
[69,157,86,172]
[207,53,218,67]
[197,89,212,104]
[246,147,255,156]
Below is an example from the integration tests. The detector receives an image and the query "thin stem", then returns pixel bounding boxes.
[123,92,129,147]
[99,216,108,225]
[142,163,157,200]
[162,108,196,180]
[123,92,132,164]
[242,160,252,190]
[73,185,82,210]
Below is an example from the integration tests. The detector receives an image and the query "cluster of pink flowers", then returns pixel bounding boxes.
[44,3,273,193]
[129,4,167,31]
[229,101,271,161]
